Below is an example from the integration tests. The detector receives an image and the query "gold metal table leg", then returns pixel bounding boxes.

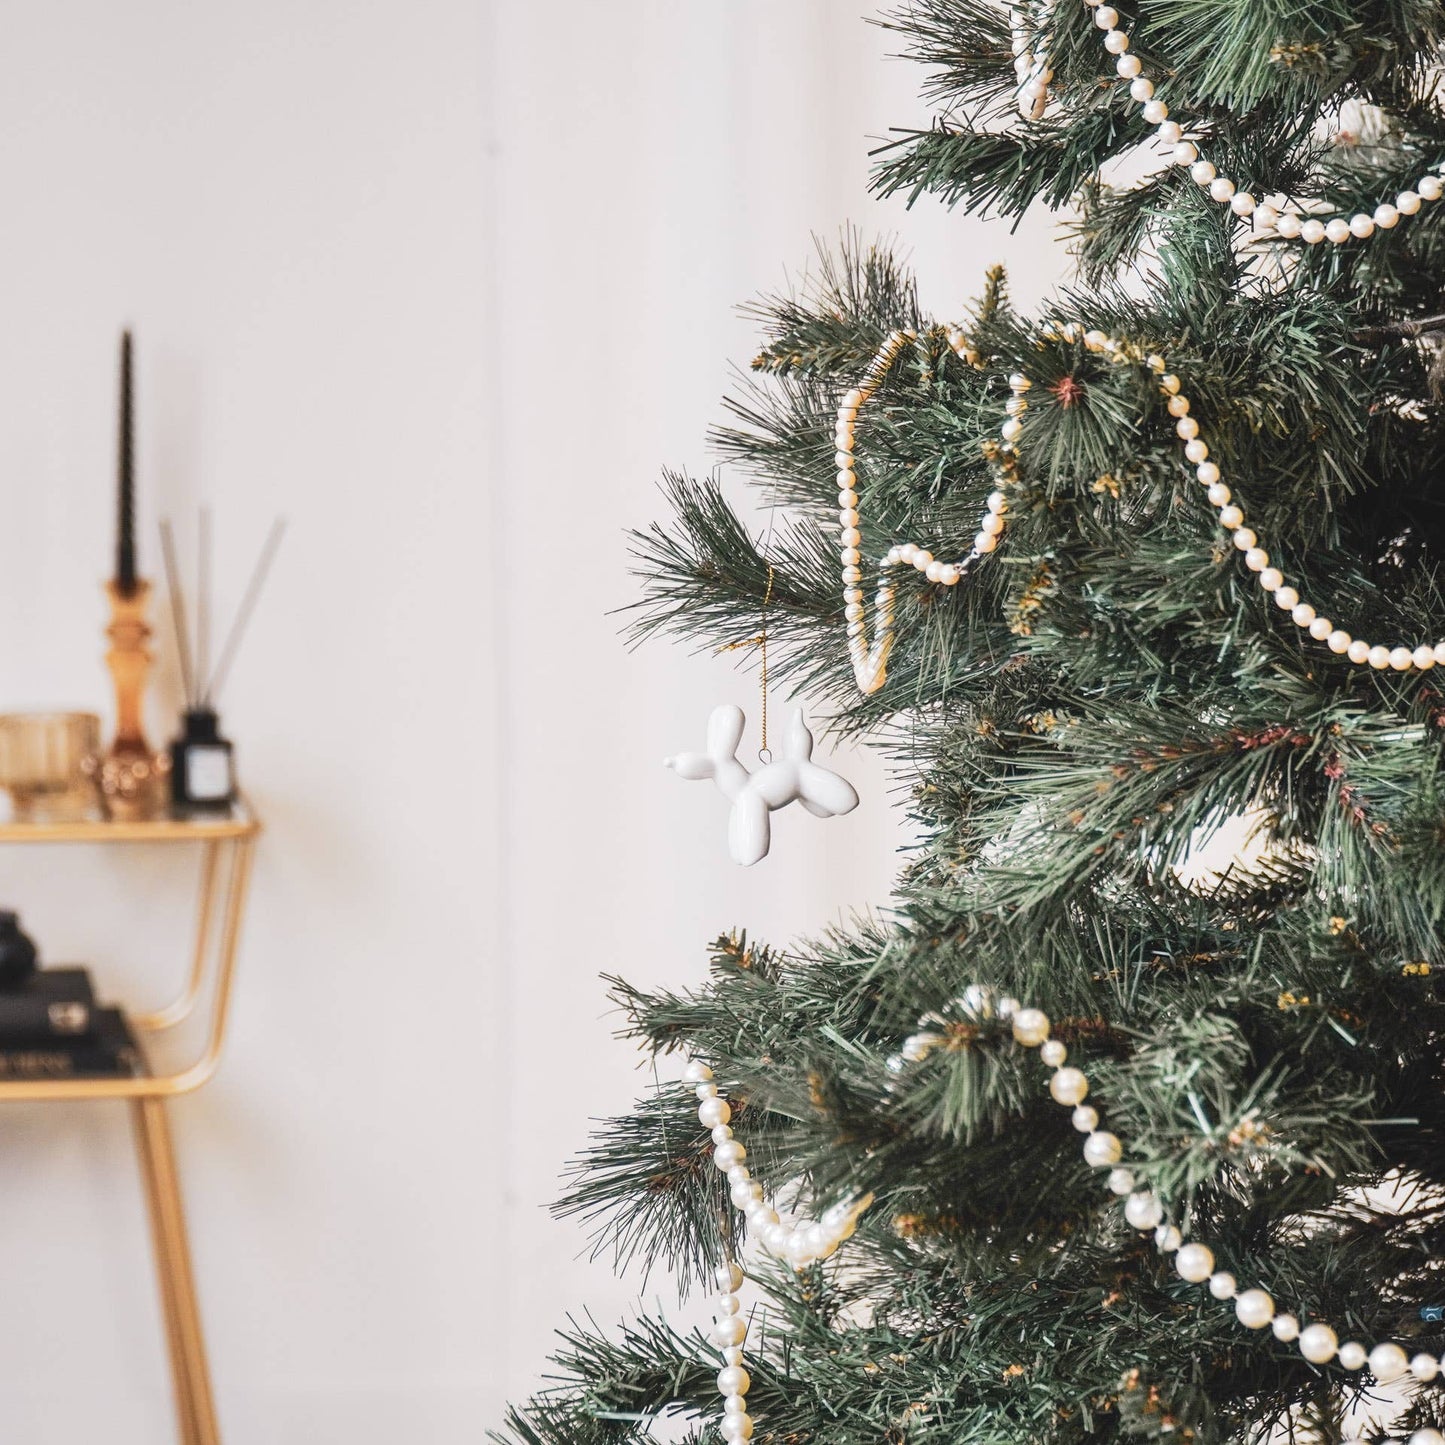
[132,1097,221,1444]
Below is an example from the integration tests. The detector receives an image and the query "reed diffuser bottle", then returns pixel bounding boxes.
[161,512,285,812]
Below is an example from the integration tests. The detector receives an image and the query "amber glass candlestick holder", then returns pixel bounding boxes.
[91,579,169,820]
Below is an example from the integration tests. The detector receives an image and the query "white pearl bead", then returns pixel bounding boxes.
[1160,373,1181,394]
[1368,1342,1409,1383]
[840,527,861,548]
[1011,1008,1050,1046]
[1129,78,1153,102]
[731,1181,756,1208]
[1325,218,1352,244]
[1049,1067,1089,1105]
[1155,1224,1182,1252]
[1234,1289,1275,1328]
[839,507,859,527]
[1106,1168,1134,1196]
[1083,1131,1122,1167]
[1117,54,1143,78]
[699,1097,731,1129]
[939,565,960,585]
[1244,548,1269,571]
[714,1140,746,1171]
[1166,394,1190,417]
[1254,203,1280,228]
[1409,1432,1445,1445]
[1276,213,1303,239]
[833,450,851,468]
[1176,417,1199,439]
[784,1231,816,1267]
[1173,140,1198,165]
[1435,641,1445,664]
[1206,482,1230,506]
[1309,617,1333,640]
[1094,4,1118,25]
[987,488,1007,513]
[1158,121,1181,143]
[1218,503,1243,528]
[1348,639,1371,664]
[1399,189,1423,214]
[974,531,998,554]
[684,1060,713,1084]
[840,547,859,566]
[761,1222,791,1254]
[1327,630,1351,653]
[721,1415,754,1442]
[1291,603,1315,627]
[716,1262,744,1291]
[913,548,934,568]
[1231,192,1256,216]
[1208,1271,1236,1299]
[1124,1192,1162,1230]
[1298,1323,1338,1362]
[1413,644,1436,669]
[1040,1040,1067,1067]
[1271,1313,1299,1342]
[1337,1341,1367,1370]
[981,513,1004,536]
[713,1315,747,1347]
[1273,586,1298,609]
[1390,646,1414,670]
[1103,29,1129,53]
[1259,568,1283,592]
[1143,100,1169,125]
[722,1392,748,1417]
[1368,644,1391,669]
[1301,219,1327,243]
[1001,418,1022,441]
[1185,439,1209,462]
[1190,160,1217,186]
[925,560,944,582]
[1198,462,1221,485]
[1174,1243,1214,1282]
[1375,202,1400,228]
[1411,1352,1440,1382]
[1420,175,1443,201]
[717,1365,750,1395]
[1234,528,1258,551]
[1349,212,1374,238]
[1209,177,1235,203]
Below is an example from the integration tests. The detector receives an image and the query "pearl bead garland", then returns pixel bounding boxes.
[683,1056,872,1439]
[1034,0,1445,247]
[886,986,1445,1411]
[837,323,1445,695]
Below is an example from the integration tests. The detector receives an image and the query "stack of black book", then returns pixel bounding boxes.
[0,912,140,1079]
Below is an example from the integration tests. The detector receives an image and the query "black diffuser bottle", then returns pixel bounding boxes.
[170,707,235,810]
[159,508,284,816]
[0,912,39,990]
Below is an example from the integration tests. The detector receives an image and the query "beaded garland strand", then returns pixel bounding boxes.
[1012,0,1445,246]
[836,324,1445,694]
[686,989,1445,1444]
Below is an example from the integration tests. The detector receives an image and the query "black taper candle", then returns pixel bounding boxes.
[117,329,137,595]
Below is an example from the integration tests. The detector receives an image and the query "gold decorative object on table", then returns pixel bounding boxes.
[95,330,168,820]
[0,711,101,821]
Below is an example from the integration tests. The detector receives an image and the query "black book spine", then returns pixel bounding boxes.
[0,967,97,1043]
[0,1010,138,1079]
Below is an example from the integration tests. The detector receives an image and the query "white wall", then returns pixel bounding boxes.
[0,4,1065,1439]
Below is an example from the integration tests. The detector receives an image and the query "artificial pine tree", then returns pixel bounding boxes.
[500,2,1445,1441]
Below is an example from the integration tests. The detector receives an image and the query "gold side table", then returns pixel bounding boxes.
[0,802,260,1445]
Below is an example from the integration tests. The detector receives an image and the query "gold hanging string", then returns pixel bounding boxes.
[714,563,777,762]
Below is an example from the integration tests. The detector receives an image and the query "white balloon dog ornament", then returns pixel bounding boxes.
[666,705,860,865]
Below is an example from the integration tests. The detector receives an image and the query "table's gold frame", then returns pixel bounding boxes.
[0,804,260,1445]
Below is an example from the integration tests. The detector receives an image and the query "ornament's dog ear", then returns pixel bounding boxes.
[707,705,747,758]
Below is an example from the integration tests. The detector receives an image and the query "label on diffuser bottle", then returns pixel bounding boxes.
[187,746,232,801]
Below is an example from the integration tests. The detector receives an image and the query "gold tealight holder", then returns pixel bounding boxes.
[0,712,103,822]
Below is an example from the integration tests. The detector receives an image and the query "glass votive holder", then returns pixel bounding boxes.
[0,712,103,822]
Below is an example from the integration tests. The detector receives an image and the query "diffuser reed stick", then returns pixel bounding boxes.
[204,518,287,707]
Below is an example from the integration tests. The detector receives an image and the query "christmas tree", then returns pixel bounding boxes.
[500,3,1445,1442]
